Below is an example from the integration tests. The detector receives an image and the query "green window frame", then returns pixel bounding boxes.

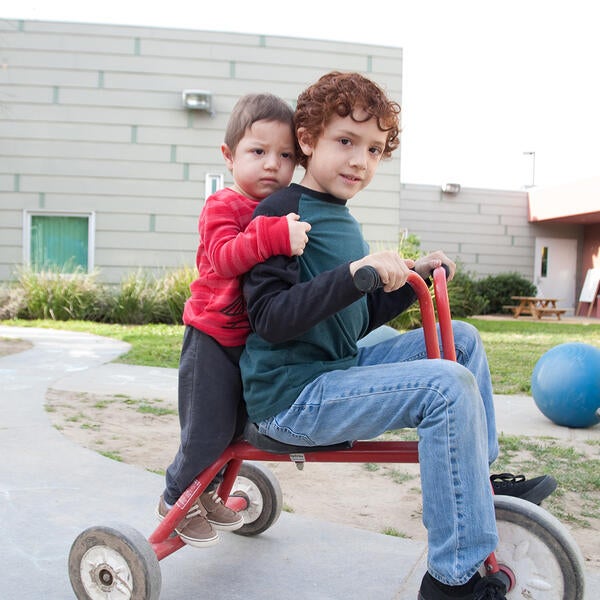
[24,211,95,273]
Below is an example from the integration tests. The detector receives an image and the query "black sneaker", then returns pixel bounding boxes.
[490,472,557,505]
[472,574,508,599]
[418,572,507,599]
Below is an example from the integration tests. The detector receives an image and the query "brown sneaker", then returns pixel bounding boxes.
[156,495,219,547]
[200,489,244,531]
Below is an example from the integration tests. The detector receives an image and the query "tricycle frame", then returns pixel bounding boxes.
[70,267,587,599]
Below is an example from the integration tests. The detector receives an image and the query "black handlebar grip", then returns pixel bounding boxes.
[354,263,449,293]
[353,266,382,293]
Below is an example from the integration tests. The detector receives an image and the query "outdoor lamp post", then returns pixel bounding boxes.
[523,151,536,187]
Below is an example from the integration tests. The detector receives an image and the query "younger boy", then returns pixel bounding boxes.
[240,72,553,599]
[158,93,311,547]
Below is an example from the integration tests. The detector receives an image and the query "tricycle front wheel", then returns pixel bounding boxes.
[68,523,161,600]
[492,495,585,599]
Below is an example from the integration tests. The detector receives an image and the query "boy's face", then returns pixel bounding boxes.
[297,110,388,200]
[221,119,296,201]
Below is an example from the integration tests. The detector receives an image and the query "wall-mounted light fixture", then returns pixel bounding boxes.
[441,183,461,194]
[182,90,213,115]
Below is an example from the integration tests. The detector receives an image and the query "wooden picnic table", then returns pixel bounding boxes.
[504,296,567,320]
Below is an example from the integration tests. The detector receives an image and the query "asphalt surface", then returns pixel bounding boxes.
[1,325,598,599]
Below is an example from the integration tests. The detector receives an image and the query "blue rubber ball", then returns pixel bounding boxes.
[531,342,600,428]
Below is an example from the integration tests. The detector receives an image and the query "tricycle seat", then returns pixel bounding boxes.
[243,421,353,454]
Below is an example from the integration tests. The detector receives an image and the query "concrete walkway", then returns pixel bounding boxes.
[1,325,598,599]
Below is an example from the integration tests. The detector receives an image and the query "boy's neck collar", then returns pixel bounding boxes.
[291,183,347,206]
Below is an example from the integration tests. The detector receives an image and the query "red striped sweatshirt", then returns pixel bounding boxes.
[183,187,291,346]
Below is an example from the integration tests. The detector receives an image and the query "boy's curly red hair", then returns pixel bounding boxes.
[295,71,401,168]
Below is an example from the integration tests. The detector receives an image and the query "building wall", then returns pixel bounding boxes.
[0,19,586,295]
[582,225,600,272]
[0,19,402,283]
[394,183,583,280]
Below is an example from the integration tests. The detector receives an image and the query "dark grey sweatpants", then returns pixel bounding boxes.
[163,326,246,505]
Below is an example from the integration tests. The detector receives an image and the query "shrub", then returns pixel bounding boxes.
[14,266,107,321]
[475,272,537,314]
[384,234,487,329]
[0,284,26,320]
[154,266,194,324]
[106,266,194,325]
[447,270,488,317]
[107,271,165,324]
[398,232,423,261]
[387,266,487,330]
[2,265,194,325]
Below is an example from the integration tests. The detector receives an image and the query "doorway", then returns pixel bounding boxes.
[533,237,578,310]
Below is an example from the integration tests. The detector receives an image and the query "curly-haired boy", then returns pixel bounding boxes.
[240,72,555,600]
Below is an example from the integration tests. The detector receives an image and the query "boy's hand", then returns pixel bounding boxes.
[349,251,415,292]
[414,251,456,281]
[287,213,311,256]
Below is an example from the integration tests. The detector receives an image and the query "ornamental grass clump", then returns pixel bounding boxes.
[15,266,107,321]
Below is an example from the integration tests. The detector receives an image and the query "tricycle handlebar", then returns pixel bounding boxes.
[353,265,455,361]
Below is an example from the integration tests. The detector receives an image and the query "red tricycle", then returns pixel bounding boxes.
[68,267,586,599]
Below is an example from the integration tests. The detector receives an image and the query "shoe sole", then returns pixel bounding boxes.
[207,516,245,531]
[156,508,220,548]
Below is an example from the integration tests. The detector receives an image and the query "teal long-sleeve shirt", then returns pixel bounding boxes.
[240,184,418,423]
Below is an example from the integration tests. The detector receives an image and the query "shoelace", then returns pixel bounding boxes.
[208,490,223,505]
[184,502,205,520]
[490,472,525,485]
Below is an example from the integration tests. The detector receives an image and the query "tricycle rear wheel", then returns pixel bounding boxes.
[232,461,282,536]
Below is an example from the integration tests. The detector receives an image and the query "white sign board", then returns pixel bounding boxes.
[578,268,600,303]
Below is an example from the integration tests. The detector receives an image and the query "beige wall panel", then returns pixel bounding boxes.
[361,224,403,243]
[0,229,23,245]
[0,121,131,143]
[6,103,190,128]
[8,139,172,163]
[136,126,224,148]
[0,66,100,87]
[0,30,134,53]
[16,176,201,198]
[97,246,195,266]
[36,195,202,216]
[1,157,184,181]
[349,206,399,225]
[0,209,24,228]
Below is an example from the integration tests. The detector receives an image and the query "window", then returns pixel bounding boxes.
[205,173,224,198]
[23,211,95,273]
[540,246,548,278]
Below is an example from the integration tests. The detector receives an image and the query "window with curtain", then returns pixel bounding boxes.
[29,214,91,273]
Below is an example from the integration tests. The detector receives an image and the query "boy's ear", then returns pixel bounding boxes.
[221,144,234,171]
[296,128,314,158]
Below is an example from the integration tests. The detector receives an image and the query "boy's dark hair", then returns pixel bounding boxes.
[295,71,401,168]
[224,93,296,155]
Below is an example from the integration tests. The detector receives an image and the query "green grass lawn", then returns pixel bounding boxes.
[2,319,185,369]
[3,317,600,395]
[466,318,600,394]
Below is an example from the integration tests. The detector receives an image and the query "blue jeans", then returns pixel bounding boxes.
[257,321,499,585]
